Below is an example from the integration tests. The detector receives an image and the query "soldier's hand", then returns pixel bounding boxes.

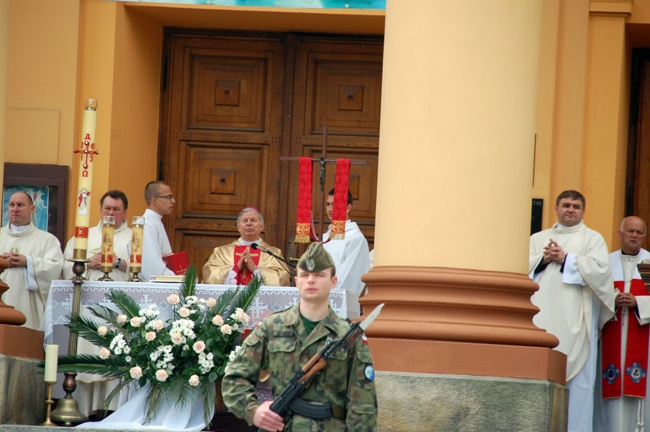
[253,401,285,432]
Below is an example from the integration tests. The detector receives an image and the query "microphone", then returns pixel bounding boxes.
[251,243,296,269]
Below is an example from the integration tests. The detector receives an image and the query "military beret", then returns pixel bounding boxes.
[297,242,335,272]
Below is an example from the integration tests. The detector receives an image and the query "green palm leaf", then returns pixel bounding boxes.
[66,314,112,347]
[179,264,198,301]
[232,276,262,313]
[54,354,123,378]
[106,288,142,317]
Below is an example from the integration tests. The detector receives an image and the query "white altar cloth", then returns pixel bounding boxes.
[42,280,347,346]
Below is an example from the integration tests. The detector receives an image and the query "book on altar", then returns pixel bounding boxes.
[162,251,189,275]
[150,275,185,283]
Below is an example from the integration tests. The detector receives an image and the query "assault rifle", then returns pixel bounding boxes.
[268,303,384,422]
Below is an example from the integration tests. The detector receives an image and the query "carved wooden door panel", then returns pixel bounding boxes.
[161,31,382,274]
[162,31,287,272]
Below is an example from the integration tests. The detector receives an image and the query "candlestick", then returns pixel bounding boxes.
[73,99,99,260]
[41,382,56,426]
[99,215,115,281]
[44,344,58,383]
[128,216,145,282]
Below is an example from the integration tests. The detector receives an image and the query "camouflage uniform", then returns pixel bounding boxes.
[222,303,378,431]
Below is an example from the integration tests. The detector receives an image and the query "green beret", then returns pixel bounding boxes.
[297,242,335,272]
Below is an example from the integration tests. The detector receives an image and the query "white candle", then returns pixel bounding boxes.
[44,344,59,383]
[73,99,99,259]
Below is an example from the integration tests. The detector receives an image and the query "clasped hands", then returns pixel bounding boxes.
[1,252,26,268]
[237,248,258,273]
[87,252,118,270]
[616,291,638,309]
[542,239,566,265]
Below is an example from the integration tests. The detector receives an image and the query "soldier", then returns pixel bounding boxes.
[222,242,378,431]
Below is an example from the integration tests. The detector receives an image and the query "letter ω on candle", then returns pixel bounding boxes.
[73,99,99,260]
[44,344,59,383]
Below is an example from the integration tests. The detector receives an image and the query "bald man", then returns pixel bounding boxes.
[595,216,650,431]
[0,191,64,330]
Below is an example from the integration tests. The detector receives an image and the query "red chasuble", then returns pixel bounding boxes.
[233,245,261,285]
[601,278,650,398]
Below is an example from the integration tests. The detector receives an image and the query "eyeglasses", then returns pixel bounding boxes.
[155,195,174,200]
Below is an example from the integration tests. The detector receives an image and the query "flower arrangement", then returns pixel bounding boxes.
[54,264,261,424]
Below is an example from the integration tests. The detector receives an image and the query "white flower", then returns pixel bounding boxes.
[167,294,180,305]
[232,308,250,323]
[189,374,200,386]
[130,317,142,327]
[193,341,206,353]
[221,324,232,335]
[99,347,110,359]
[146,331,156,342]
[155,369,169,382]
[152,320,164,330]
[117,314,127,324]
[97,325,108,336]
[212,315,224,326]
[206,298,217,308]
[179,307,191,318]
[130,366,143,379]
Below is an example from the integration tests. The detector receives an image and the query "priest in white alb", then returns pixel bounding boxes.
[529,190,615,432]
[63,190,131,281]
[0,191,64,330]
[323,189,369,318]
[594,215,650,432]
[202,207,290,286]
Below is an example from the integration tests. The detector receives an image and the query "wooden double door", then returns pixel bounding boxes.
[160,30,383,273]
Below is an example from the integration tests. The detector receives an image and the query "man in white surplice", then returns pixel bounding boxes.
[323,189,369,318]
[529,189,615,432]
[141,181,176,281]
[595,216,650,432]
[0,191,63,330]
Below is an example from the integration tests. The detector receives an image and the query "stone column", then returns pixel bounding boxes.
[366,1,567,430]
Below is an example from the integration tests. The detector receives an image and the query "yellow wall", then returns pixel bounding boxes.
[532,0,632,249]
[0,0,9,189]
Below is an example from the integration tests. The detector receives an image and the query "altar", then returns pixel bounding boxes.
[42,279,347,348]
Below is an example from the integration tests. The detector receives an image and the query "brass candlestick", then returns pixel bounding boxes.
[128,216,145,282]
[51,259,88,426]
[41,381,56,426]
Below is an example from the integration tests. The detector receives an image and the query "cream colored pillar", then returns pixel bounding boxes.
[0,0,8,180]
[365,0,565,383]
